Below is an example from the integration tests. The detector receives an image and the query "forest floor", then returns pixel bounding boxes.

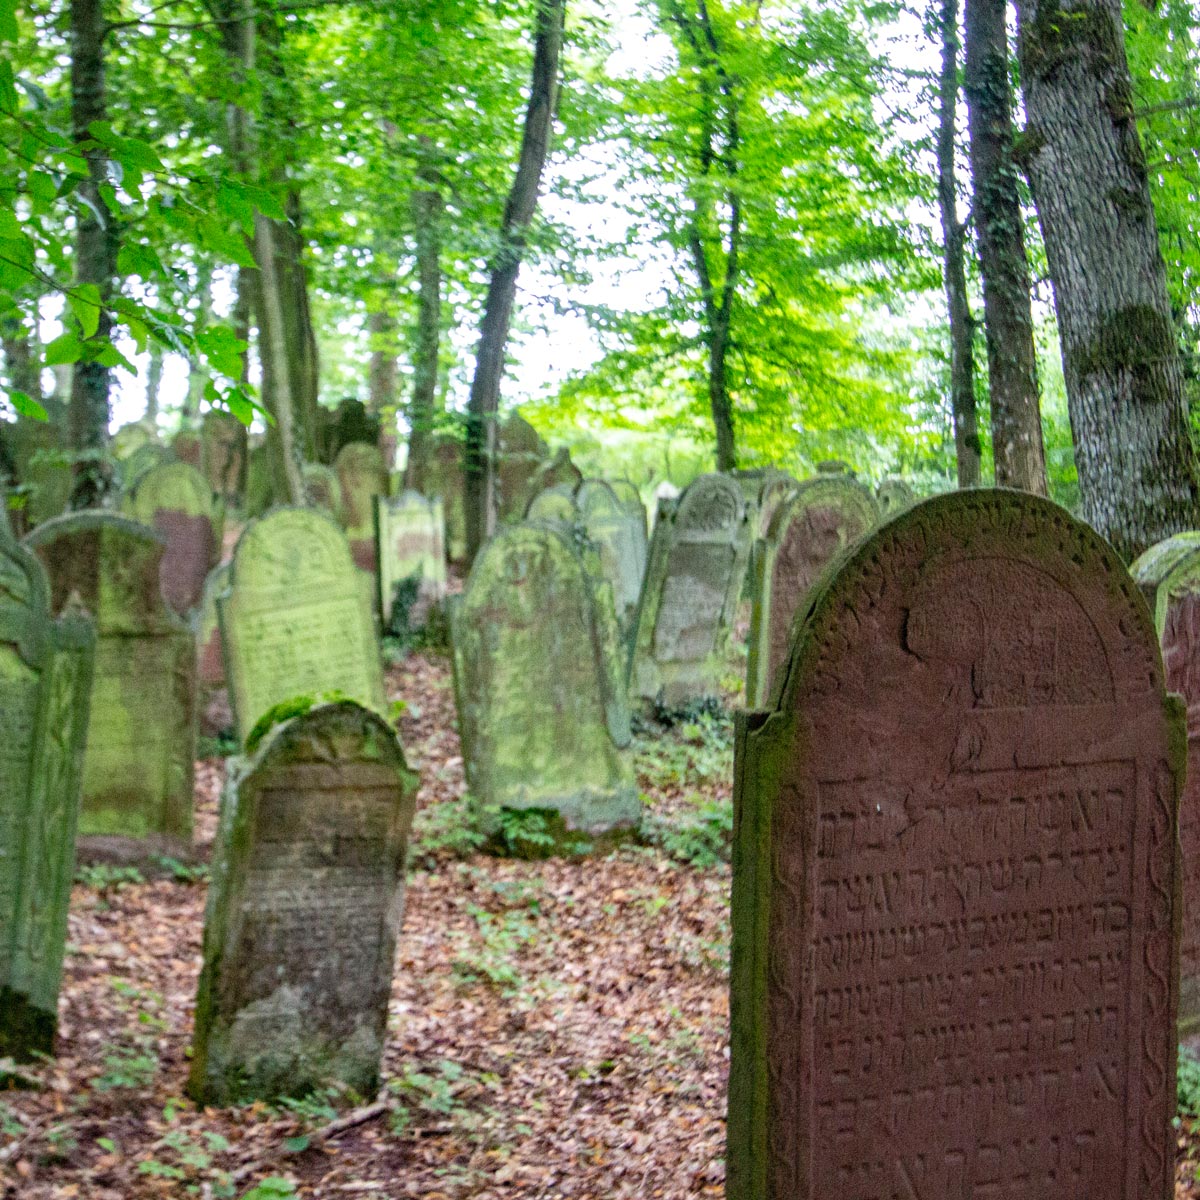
[3,644,1200,1199]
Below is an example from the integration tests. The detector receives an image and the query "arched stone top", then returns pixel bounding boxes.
[129,460,215,522]
[524,485,577,525]
[673,473,746,540]
[229,505,357,590]
[764,474,878,547]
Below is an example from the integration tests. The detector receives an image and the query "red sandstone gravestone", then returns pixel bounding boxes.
[728,490,1185,1200]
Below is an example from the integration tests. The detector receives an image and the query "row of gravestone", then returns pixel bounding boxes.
[6,482,1198,1191]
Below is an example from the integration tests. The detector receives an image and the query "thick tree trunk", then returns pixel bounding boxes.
[964,0,1047,494]
[68,0,117,507]
[1014,0,1199,558]
[463,0,564,563]
[936,0,982,488]
[277,188,320,460]
[405,162,443,495]
[367,309,398,415]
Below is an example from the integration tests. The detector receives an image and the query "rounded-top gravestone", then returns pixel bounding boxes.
[525,484,578,527]
[576,478,646,634]
[745,474,878,706]
[876,476,916,517]
[728,490,1184,1200]
[335,442,389,574]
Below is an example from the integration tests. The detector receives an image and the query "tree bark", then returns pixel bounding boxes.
[405,153,443,495]
[463,0,564,563]
[184,261,213,419]
[367,309,398,415]
[1014,0,1199,557]
[964,0,1047,494]
[68,0,118,507]
[1,317,42,403]
[935,0,982,488]
[144,342,163,423]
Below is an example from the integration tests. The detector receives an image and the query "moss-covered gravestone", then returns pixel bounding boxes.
[577,479,646,636]
[629,473,750,706]
[452,523,639,847]
[189,701,418,1104]
[427,436,466,562]
[128,460,220,615]
[171,428,203,470]
[610,479,647,538]
[219,507,386,745]
[728,491,1184,1200]
[745,475,878,707]
[0,520,94,1058]
[335,442,389,575]
[196,563,231,736]
[751,470,797,539]
[25,513,195,861]
[876,475,916,517]
[524,484,577,526]
[202,410,248,507]
[497,413,547,522]
[1132,532,1200,1035]
[375,491,447,630]
[531,447,582,496]
[5,410,72,531]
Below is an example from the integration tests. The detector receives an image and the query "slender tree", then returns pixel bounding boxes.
[463,0,565,562]
[964,0,1047,493]
[1014,0,1200,556]
[68,0,118,507]
[935,0,981,487]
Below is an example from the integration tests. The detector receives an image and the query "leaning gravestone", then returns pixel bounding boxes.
[376,491,447,630]
[1131,532,1200,1035]
[335,442,390,574]
[629,473,750,706]
[576,479,645,635]
[452,523,639,846]
[745,475,878,707]
[188,700,418,1104]
[0,516,94,1058]
[728,490,1184,1200]
[202,410,248,507]
[25,513,196,860]
[876,475,916,517]
[127,460,220,615]
[219,507,387,745]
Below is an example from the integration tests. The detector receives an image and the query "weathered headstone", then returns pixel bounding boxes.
[452,523,639,845]
[0,518,94,1059]
[335,442,389,575]
[219,507,387,745]
[427,435,466,561]
[196,562,231,736]
[202,410,248,507]
[876,475,916,517]
[752,470,798,540]
[376,491,447,631]
[243,441,273,519]
[525,484,578,527]
[127,460,220,615]
[531,447,583,497]
[25,513,196,860]
[5,400,72,533]
[171,428,203,470]
[629,473,750,706]
[119,442,170,495]
[745,475,878,707]
[188,700,418,1104]
[728,490,1184,1200]
[110,420,156,461]
[302,462,342,514]
[1131,532,1200,1035]
[497,413,547,521]
[576,479,645,634]
[610,480,647,539]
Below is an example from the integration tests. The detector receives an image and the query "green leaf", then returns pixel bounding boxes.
[27,170,57,205]
[8,389,47,420]
[117,241,163,280]
[0,208,20,239]
[94,341,134,371]
[282,1135,309,1154]
[68,282,102,339]
[0,0,17,45]
[43,331,83,365]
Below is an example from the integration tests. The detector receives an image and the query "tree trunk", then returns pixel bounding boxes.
[68,0,117,508]
[184,262,213,420]
[232,266,251,385]
[1,317,42,403]
[144,342,163,423]
[1014,0,1199,558]
[405,156,443,495]
[367,309,398,415]
[463,0,564,563]
[964,0,1047,494]
[936,0,982,488]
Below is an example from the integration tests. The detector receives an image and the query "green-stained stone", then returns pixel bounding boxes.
[577,479,646,637]
[335,443,389,576]
[375,491,447,630]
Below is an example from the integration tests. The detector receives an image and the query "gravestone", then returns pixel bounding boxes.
[531,447,582,497]
[171,429,203,470]
[219,507,387,745]
[876,476,916,517]
[128,460,220,615]
[243,441,273,519]
[0,519,94,1058]
[525,484,577,527]
[753,471,798,539]
[196,563,231,737]
[302,462,342,514]
[452,523,639,845]
[427,436,466,561]
[335,442,390,574]
[376,491,447,631]
[629,473,750,706]
[1131,532,1200,1035]
[25,513,196,860]
[576,479,645,634]
[745,475,878,707]
[497,413,547,522]
[110,420,156,461]
[728,490,1184,1200]
[202,410,248,507]
[120,442,170,496]
[189,700,418,1104]
[610,480,648,539]
[5,406,72,531]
